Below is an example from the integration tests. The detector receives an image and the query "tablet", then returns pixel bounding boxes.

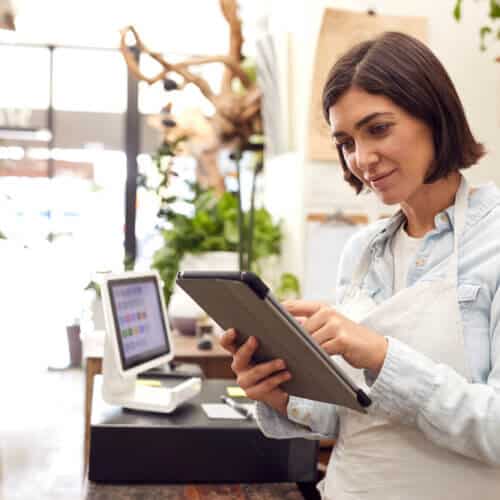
[176,270,371,413]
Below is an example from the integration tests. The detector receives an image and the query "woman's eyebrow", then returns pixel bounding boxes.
[331,112,395,139]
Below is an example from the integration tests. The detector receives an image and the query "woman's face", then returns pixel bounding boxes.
[328,86,435,205]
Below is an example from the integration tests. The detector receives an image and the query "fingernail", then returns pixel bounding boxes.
[278,360,285,369]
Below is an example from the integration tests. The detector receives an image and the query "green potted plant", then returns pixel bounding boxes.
[150,179,294,307]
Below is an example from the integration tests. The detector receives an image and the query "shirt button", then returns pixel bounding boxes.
[415,258,426,267]
[291,408,299,418]
[440,214,447,223]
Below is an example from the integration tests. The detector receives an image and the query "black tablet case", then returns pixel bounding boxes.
[176,272,369,413]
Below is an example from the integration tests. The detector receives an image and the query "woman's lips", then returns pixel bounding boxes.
[370,169,396,190]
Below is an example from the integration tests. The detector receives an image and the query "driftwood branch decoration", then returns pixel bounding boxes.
[119,0,263,194]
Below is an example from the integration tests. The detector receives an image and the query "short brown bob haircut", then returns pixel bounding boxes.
[322,31,485,194]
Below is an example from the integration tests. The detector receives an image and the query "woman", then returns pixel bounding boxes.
[220,32,500,499]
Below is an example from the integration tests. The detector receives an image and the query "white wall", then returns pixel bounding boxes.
[263,0,500,286]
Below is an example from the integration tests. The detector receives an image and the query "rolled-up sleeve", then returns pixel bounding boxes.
[255,396,339,440]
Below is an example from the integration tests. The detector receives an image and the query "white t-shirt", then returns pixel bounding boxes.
[391,222,424,293]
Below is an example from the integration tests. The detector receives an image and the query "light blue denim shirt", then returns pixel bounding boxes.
[256,182,500,465]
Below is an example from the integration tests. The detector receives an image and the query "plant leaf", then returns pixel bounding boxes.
[490,0,500,19]
[453,0,463,21]
[275,272,301,300]
[224,219,240,244]
[199,236,229,251]
[480,25,493,51]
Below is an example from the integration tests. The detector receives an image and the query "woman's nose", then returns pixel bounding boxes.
[355,145,380,174]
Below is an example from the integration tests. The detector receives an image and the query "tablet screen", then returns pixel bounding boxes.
[107,276,170,370]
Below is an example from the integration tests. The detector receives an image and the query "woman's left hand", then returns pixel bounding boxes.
[283,300,388,375]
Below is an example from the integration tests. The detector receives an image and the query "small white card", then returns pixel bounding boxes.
[201,403,253,420]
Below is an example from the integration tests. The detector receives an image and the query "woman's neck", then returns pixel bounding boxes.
[400,173,461,238]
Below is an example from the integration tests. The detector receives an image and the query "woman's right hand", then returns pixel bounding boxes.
[219,328,292,416]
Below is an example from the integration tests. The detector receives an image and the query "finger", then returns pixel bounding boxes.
[283,300,325,317]
[220,328,237,354]
[232,336,259,372]
[237,358,287,388]
[303,306,338,335]
[295,316,307,326]
[245,371,292,400]
[311,321,338,347]
[321,336,347,356]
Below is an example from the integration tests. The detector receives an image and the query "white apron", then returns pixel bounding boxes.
[319,177,500,500]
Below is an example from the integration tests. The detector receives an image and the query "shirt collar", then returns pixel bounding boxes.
[368,210,405,251]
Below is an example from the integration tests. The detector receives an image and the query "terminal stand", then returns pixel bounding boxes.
[101,332,202,414]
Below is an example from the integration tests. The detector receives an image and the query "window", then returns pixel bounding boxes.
[53,48,127,113]
[0,46,50,110]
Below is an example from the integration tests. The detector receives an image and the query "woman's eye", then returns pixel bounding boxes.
[370,123,391,135]
[338,139,355,152]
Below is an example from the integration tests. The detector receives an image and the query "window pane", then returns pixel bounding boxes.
[53,49,127,113]
[0,46,50,110]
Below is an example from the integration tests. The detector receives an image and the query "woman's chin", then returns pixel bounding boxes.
[376,189,402,206]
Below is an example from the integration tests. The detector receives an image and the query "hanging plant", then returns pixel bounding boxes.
[453,0,500,56]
